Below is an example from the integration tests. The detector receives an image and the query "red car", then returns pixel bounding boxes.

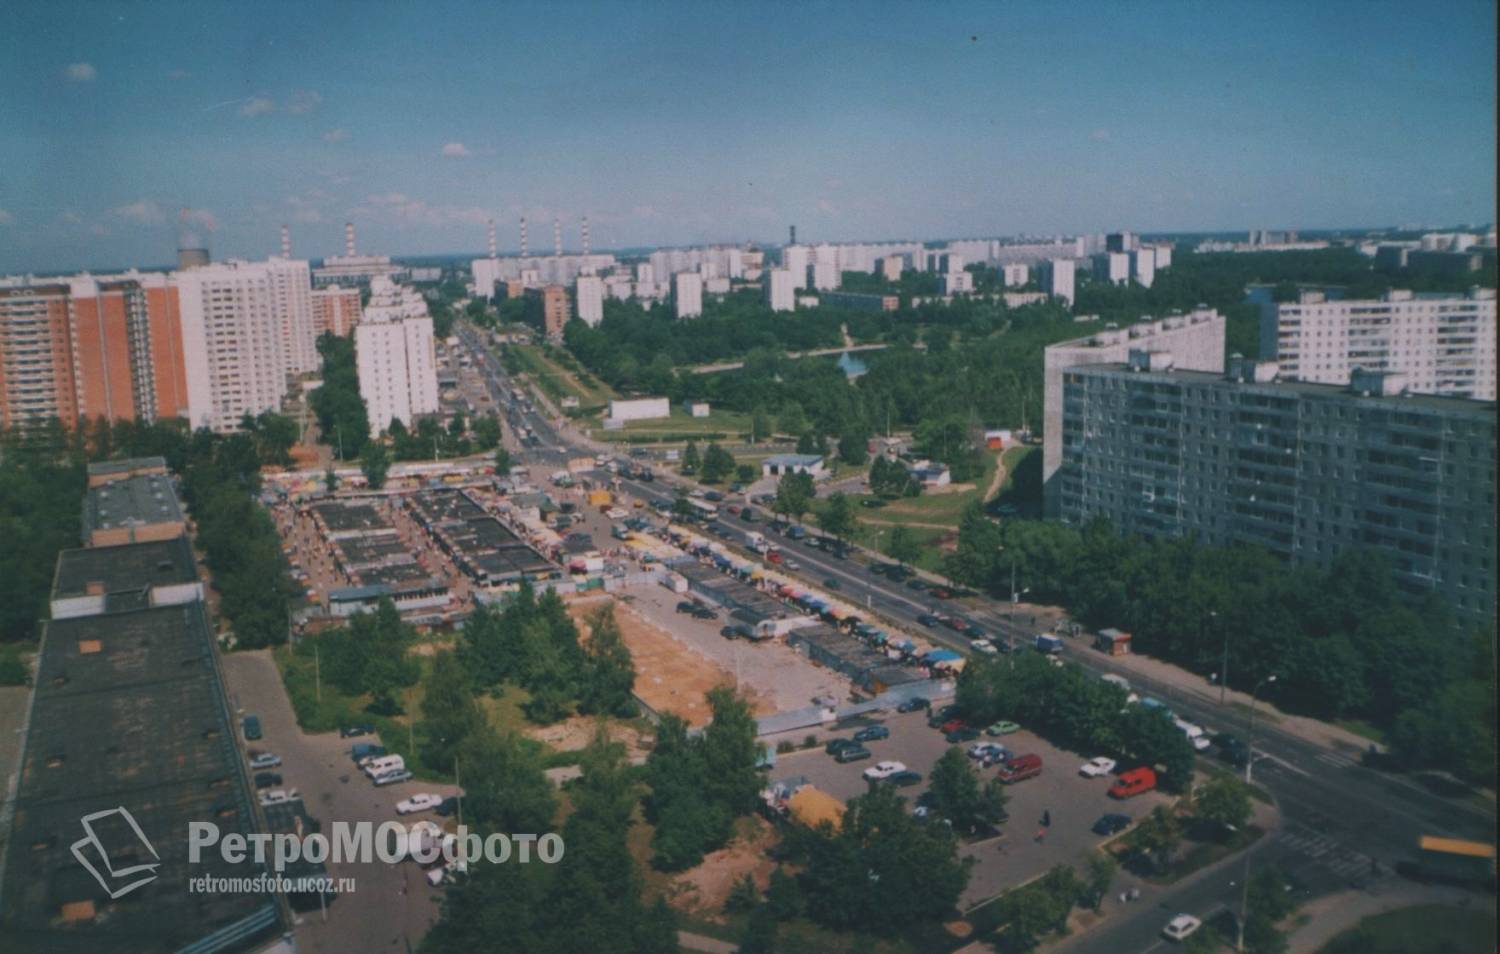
[995,753,1042,783]
[1108,766,1157,799]
[940,718,967,734]
[944,616,968,632]
[929,586,954,599]
[766,550,783,564]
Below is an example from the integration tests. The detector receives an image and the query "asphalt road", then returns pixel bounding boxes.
[458,321,1497,946]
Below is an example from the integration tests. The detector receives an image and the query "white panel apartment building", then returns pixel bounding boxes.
[355,277,438,434]
[173,261,290,432]
[673,272,703,319]
[269,258,317,374]
[575,275,604,326]
[1261,288,1496,400]
[765,269,796,312]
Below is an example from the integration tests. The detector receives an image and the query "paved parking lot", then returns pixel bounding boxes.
[220,651,462,953]
[770,708,1172,906]
[624,583,850,714]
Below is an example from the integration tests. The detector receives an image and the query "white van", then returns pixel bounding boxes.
[363,755,406,778]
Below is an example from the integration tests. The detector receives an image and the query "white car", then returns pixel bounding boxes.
[605,507,629,520]
[1079,757,1118,778]
[1162,914,1202,942]
[971,639,999,655]
[862,760,908,781]
[1190,734,1213,751]
[396,793,443,815]
[968,742,1007,761]
[259,788,299,806]
[248,752,282,770]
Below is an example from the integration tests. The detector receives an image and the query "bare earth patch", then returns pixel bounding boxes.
[524,715,645,754]
[663,816,780,916]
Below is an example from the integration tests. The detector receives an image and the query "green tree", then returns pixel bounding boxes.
[323,467,337,492]
[578,606,637,718]
[751,409,773,443]
[837,421,870,465]
[885,525,922,568]
[494,446,512,474]
[774,471,815,525]
[926,747,1008,834]
[815,492,856,545]
[1194,774,1253,832]
[361,441,391,490]
[1127,806,1183,873]
[1081,852,1118,911]
[473,413,502,450]
[422,650,485,773]
[681,441,700,475]
[456,724,557,835]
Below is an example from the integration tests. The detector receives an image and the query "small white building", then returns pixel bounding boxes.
[908,459,951,488]
[761,454,827,479]
[684,400,710,418]
[607,397,670,423]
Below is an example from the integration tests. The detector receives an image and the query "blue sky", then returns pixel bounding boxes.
[1,0,1494,272]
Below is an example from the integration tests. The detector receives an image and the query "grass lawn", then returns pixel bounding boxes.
[850,449,1002,529]
[1112,825,1266,885]
[510,343,617,407]
[861,523,953,573]
[589,406,754,441]
[1335,718,1387,745]
[1317,904,1497,954]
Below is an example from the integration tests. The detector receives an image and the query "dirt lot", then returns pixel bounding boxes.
[566,594,766,727]
[660,816,780,915]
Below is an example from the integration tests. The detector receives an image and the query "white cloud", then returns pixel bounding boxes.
[367,192,488,226]
[322,127,350,143]
[1090,128,1112,142]
[61,210,83,224]
[240,96,275,117]
[65,62,96,82]
[88,223,109,237]
[291,209,323,223]
[287,90,322,114]
[112,200,165,224]
[0,209,13,225]
[440,141,472,158]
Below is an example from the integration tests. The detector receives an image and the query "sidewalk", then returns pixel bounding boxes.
[1283,883,1495,953]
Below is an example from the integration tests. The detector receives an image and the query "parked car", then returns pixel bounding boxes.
[885,770,923,787]
[1162,914,1202,942]
[939,718,967,734]
[822,577,841,590]
[351,743,387,763]
[1080,757,1118,778]
[943,616,968,632]
[971,639,999,655]
[721,624,755,640]
[853,725,890,743]
[674,600,698,614]
[1109,766,1158,799]
[434,796,461,817]
[928,586,953,599]
[340,723,375,738]
[373,769,414,786]
[927,705,962,728]
[1092,813,1132,836]
[834,745,872,763]
[969,741,1007,761]
[689,605,717,620]
[248,752,282,770]
[995,753,1043,783]
[396,793,444,815]
[945,726,980,744]
[986,720,1021,736]
[825,738,858,755]
[862,760,908,781]
[242,715,262,741]
[259,788,299,806]
[253,772,283,789]
[896,696,931,713]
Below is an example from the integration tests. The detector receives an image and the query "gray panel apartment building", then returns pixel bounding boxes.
[1057,354,1496,631]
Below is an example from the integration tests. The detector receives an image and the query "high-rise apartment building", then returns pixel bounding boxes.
[355,276,438,434]
[1093,252,1130,285]
[1260,288,1496,400]
[311,285,362,339]
[575,275,605,326]
[1,272,189,429]
[673,272,703,319]
[1058,356,1497,632]
[1043,309,1225,514]
[1001,263,1029,287]
[1130,247,1157,289]
[810,261,840,291]
[880,256,904,282]
[1036,258,1077,306]
[765,268,795,312]
[173,261,290,432]
[269,258,317,375]
[526,285,571,339]
[782,245,811,290]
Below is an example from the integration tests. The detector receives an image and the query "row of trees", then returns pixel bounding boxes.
[644,687,763,870]
[302,600,420,712]
[949,509,1495,782]
[679,441,743,483]
[958,651,1197,792]
[457,585,637,724]
[309,331,370,460]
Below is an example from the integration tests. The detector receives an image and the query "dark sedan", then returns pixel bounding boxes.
[1092,813,1132,835]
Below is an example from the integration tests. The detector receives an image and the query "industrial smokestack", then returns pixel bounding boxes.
[553,217,561,258]
[176,207,209,270]
[520,217,528,257]
[789,225,797,246]
[487,219,497,258]
[281,224,291,259]
[582,216,590,257]
[345,222,356,257]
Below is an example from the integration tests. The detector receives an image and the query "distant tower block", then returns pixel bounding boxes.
[345,222,356,256]
[553,218,561,257]
[281,224,291,259]
[582,216,590,256]
[487,219,497,258]
[789,224,797,245]
[520,217,529,257]
[176,207,209,269]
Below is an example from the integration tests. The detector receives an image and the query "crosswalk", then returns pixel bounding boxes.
[1314,750,1360,769]
[1280,823,1382,883]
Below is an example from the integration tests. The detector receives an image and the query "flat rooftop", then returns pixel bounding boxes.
[308,500,394,534]
[81,474,184,534]
[0,604,282,952]
[86,456,168,478]
[51,537,197,602]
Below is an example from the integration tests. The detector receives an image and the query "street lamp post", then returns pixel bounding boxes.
[1237,673,1275,953]
[1210,610,1227,705]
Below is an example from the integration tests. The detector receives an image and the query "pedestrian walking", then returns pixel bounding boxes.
[1042,810,1051,828]
[1034,827,1046,844]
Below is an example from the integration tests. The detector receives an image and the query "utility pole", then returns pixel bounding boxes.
[1238,673,1275,953]
[314,644,321,705]
[1214,611,1228,705]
